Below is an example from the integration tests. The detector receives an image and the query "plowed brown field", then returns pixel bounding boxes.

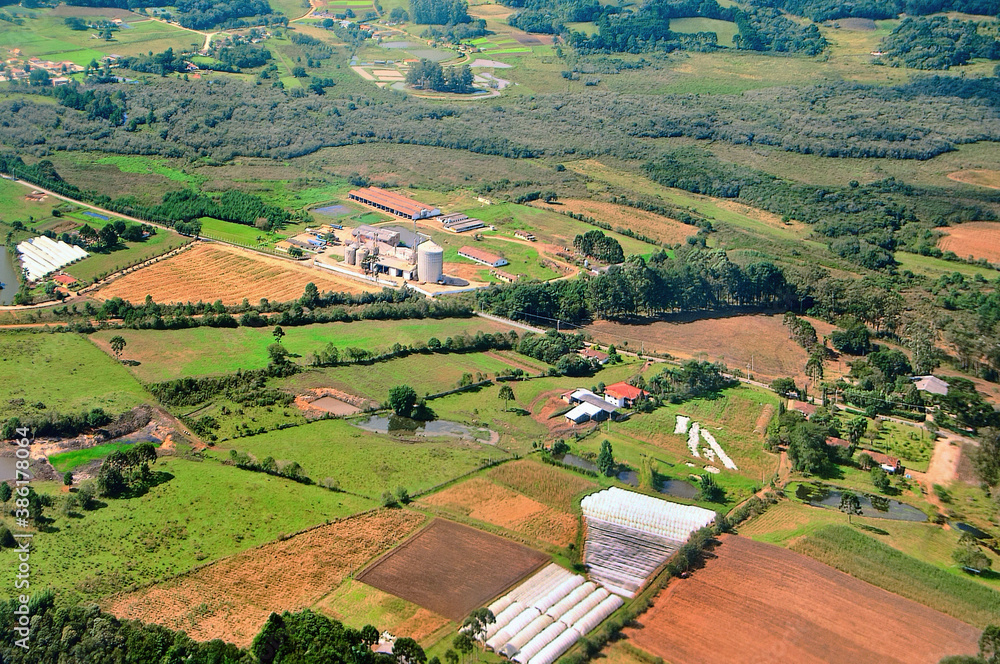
[357,519,548,620]
[103,510,424,646]
[586,314,841,384]
[420,477,579,546]
[626,535,980,664]
[938,222,1000,263]
[96,242,376,304]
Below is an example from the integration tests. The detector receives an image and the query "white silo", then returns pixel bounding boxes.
[357,246,370,267]
[345,243,358,265]
[417,240,443,283]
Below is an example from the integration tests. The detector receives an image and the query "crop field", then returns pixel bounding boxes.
[197,217,286,248]
[669,17,739,47]
[486,459,596,511]
[625,535,980,664]
[0,458,374,603]
[467,36,531,54]
[530,198,695,245]
[66,229,192,284]
[419,477,580,546]
[95,242,377,305]
[209,418,502,498]
[316,580,452,645]
[0,331,151,420]
[937,221,1000,263]
[90,317,521,382]
[357,518,548,620]
[104,509,423,646]
[287,351,538,401]
[587,314,840,385]
[789,525,1000,628]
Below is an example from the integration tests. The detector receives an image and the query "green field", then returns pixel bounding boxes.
[790,525,1000,628]
[48,441,158,472]
[198,217,286,248]
[442,240,559,280]
[669,17,739,47]
[65,227,192,284]
[0,332,152,420]
[91,317,523,383]
[0,458,373,601]
[896,251,1000,280]
[209,418,503,497]
[96,155,203,186]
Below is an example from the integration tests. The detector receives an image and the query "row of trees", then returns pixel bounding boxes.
[746,0,1000,22]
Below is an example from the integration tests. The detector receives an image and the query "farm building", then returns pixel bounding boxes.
[563,389,619,423]
[24,191,46,202]
[565,402,609,424]
[515,230,536,241]
[603,382,648,408]
[16,236,88,281]
[353,225,401,247]
[911,375,949,396]
[581,488,715,597]
[348,187,441,220]
[490,268,520,283]
[480,564,623,664]
[51,273,77,286]
[867,451,903,474]
[439,212,486,233]
[459,246,508,267]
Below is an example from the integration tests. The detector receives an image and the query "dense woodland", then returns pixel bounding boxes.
[878,17,1000,69]
[745,0,1000,21]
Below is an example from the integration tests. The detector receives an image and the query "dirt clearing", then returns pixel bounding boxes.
[357,519,548,620]
[937,222,1000,264]
[104,510,424,646]
[96,242,377,305]
[420,477,579,546]
[586,314,840,384]
[626,535,979,664]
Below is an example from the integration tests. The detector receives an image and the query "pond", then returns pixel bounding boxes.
[795,483,927,522]
[313,204,351,217]
[353,415,491,441]
[659,478,699,500]
[951,521,991,539]
[0,249,18,305]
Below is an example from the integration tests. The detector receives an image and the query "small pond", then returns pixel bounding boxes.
[0,249,18,305]
[951,521,991,539]
[353,415,490,441]
[796,483,927,522]
[659,478,699,500]
[314,204,350,217]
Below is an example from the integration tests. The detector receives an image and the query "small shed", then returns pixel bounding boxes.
[565,402,606,423]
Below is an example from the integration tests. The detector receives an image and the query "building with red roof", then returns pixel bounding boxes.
[603,382,648,408]
[458,245,508,268]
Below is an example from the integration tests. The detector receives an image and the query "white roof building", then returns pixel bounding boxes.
[565,402,606,423]
[911,375,949,396]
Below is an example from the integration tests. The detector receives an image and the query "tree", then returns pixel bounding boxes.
[360,624,380,646]
[388,385,418,418]
[273,325,285,344]
[980,624,1000,664]
[498,384,515,412]
[698,473,724,502]
[0,482,11,503]
[452,633,474,664]
[973,427,1000,487]
[954,540,993,574]
[839,490,862,524]
[395,486,410,505]
[109,335,126,360]
[871,466,891,493]
[301,282,320,308]
[787,421,830,474]
[771,377,798,397]
[462,608,495,646]
[381,490,399,507]
[267,343,289,366]
[63,471,73,486]
[597,440,615,477]
[394,638,427,664]
[858,452,874,471]
[445,651,460,664]
[846,416,868,446]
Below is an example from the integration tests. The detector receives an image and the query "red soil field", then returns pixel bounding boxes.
[103,510,424,646]
[96,242,377,305]
[357,519,548,620]
[937,222,1000,264]
[626,535,980,664]
[587,314,841,384]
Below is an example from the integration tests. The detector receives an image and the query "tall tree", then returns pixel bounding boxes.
[839,491,862,524]
[597,440,615,477]
[109,335,126,360]
[498,384,515,412]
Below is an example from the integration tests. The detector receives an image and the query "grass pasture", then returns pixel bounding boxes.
[66,228,192,284]
[209,418,504,498]
[669,17,739,47]
[90,317,521,382]
[896,251,1000,280]
[0,457,374,603]
[47,441,155,472]
[0,332,151,420]
[316,580,452,646]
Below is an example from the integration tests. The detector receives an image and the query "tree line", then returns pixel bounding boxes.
[877,16,1000,70]
[745,0,999,22]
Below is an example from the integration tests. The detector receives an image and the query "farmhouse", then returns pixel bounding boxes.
[603,382,648,408]
[353,225,401,247]
[459,246,508,267]
[868,451,903,474]
[563,388,619,423]
[348,186,441,220]
[911,375,949,396]
[51,273,77,286]
[579,348,609,364]
[490,268,519,283]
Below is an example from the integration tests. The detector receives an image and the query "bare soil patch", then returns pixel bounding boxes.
[833,17,876,30]
[104,510,424,646]
[420,477,579,546]
[531,199,694,245]
[586,314,840,384]
[356,519,548,620]
[626,535,980,664]
[948,169,1000,190]
[96,243,376,305]
[937,221,1000,263]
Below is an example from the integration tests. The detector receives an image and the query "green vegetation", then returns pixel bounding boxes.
[790,525,1000,628]
[48,441,155,473]
[877,16,1000,69]
[0,458,372,601]
[0,332,151,421]
[65,226,191,284]
[210,418,501,497]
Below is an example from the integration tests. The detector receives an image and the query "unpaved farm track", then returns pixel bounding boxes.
[627,535,980,664]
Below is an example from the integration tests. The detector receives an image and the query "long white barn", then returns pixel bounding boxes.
[16,236,88,281]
